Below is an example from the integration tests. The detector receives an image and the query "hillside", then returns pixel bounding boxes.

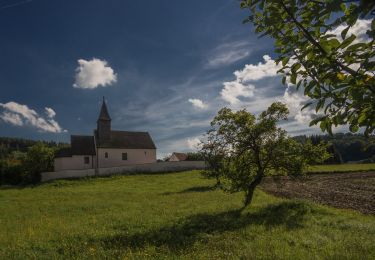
[0,171,374,259]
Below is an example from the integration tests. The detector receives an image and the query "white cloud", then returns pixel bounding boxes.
[207,50,250,68]
[186,137,201,150]
[206,41,252,68]
[329,19,372,43]
[73,58,117,89]
[45,107,56,118]
[221,81,255,105]
[158,135,203,158]
[0,112,23,126]
[220,55,281,105]
[283,87,316,124]
[234,55,281,82]
[188,98,208,109]
[0,102,65,133]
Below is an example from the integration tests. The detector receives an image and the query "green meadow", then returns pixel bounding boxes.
[1,171,374,259]
[308,163,375,173]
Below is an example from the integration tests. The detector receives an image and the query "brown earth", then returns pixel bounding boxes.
[260,171,375,215]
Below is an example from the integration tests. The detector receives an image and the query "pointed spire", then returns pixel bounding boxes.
[97,96,111,121]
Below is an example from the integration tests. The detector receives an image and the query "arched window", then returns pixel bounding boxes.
[105,152,108,158]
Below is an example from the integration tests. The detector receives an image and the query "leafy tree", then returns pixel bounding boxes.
[240,0,375,135]
[23,143,55,183]
[201,102,329,206]
[186,152,205,161]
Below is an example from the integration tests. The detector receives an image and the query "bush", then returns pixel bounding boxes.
[186,152,204,161]
[0,159,24,185]
[22,143,54,184]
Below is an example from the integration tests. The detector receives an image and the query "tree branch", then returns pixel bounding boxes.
[278,0,361,77]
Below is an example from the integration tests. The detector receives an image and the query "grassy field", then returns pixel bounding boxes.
[308,163,375,173]
[1,171,375,259]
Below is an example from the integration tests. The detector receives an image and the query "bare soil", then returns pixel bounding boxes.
[260,172,375,214]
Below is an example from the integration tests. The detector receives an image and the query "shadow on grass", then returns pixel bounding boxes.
[162,185,216,195]
[100,201,325,251]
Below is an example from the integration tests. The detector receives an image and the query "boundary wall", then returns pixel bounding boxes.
[41,161,206,182]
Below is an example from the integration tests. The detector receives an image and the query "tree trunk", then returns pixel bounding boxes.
[244,186,256,206]
[215,176,221,188]
[243,172,264,207]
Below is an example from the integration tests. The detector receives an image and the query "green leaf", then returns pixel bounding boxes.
[346,42,367,51]
[339,34,356,49]
[290,74,297,85]
[309,116,325,127]
[291,63,301,73]
[340,3,346,12]
[328,38,340,49]
[316,99,324,112]
[306,52,314,60]
[349,124,359,133]
[282,57,289,66]
[341,26,350,40]
[358,113,367,124]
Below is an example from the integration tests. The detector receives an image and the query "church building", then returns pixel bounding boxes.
[54,98,157,171]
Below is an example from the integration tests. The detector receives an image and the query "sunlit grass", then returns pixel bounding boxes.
[0,170,374,259]
[308,163,375,173]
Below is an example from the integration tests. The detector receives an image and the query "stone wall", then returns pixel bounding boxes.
[41,161,206,182]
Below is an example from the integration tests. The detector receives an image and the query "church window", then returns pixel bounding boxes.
[122,153,128,160]
[84,156,90,164]
[105,152,108,158]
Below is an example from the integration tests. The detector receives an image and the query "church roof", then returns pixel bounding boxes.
[95,130,156,149]
[55,135,96,158]
[71,135,96,155]
[97,98,111,121]
[55,147,72,158]
[171,152,188,161]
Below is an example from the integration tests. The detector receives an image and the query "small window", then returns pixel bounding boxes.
[144,151,147,156]
[122,153,128,160]
[105,152,108,158]
[84,156,90,164]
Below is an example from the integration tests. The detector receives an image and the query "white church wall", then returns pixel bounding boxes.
[54,155,96,172]
[97,148,156,168]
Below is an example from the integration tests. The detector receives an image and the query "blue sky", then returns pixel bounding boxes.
[1,0,367,158]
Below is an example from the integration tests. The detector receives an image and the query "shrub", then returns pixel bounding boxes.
[0,159,24,185]
[22,143,55,184]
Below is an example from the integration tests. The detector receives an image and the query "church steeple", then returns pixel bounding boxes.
[98,96,111,121]
[97,97,111,141]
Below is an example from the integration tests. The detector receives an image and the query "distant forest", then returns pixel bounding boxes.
[294,133,375,163]
[0,134,374,163]
[0,137,68,158]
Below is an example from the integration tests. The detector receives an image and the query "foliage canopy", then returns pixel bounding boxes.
[201,102,329,206]
[240,0,375,135]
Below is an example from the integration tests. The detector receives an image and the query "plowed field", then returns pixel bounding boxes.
[261,172,375,214]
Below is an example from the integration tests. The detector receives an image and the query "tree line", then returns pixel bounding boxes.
[0,138,68,185]
[294,133,375,163]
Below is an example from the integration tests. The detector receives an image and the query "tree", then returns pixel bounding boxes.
[23,143,55,183]
[240,0,375,135]
[201,102,329,206]
[186,152,205,161]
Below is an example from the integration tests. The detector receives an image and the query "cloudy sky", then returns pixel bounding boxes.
[0,0,370,158]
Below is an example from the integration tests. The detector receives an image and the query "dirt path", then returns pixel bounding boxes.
[260,172,375,214]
